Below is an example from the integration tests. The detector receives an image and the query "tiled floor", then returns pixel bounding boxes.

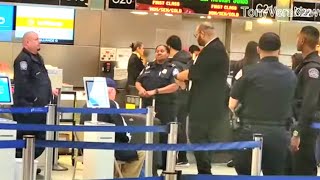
[46,155,320,180]
[47,155,236,180]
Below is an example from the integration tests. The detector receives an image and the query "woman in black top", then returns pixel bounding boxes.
[126,41,145,94]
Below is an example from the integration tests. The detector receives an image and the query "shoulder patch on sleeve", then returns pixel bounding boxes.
[308,68,319,79]
[235,69,243,80]
[20,61,28,70]
[172,68,179,76]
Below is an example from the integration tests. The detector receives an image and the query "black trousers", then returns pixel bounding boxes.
[291,129,318,175]
[234,124,289,175]
[189,113,229,174]
[13,113,47,159]
[176,92,189,162]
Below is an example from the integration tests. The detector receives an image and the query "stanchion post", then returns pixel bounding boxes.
[145,106,154,177]
[251,133,263,176]
[23,135,35,180]
[45,104,55,180]
[163,122,178,180]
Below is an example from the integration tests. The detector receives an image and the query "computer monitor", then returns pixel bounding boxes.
[83,77,110,108]
[0,76,13,105]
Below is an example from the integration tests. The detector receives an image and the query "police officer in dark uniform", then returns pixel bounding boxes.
[135,44,179,169]
[291,26,320,175]
[229,32,297,175]
[13,32,54,159]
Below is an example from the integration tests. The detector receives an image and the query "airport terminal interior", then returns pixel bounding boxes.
[2,0,320,179]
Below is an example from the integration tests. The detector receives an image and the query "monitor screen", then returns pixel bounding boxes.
[0,5,15,42]
[0,76,13,105]
[15,6,75,45]
[84,77,110,108]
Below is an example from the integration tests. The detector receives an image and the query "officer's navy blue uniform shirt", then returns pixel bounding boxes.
[231,56,297,125]
[13,48,52,107]
[136,60,178,105]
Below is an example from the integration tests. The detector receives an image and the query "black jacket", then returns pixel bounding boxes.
[169,50,192,71]
[294,51,320,132]
[188,38,229,123]
[13,48,52,107]
[127,53,144,88]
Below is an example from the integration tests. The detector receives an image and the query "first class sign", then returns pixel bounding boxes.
[149,0,183,14]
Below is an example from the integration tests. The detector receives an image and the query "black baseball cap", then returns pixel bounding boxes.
[258,32,281,51]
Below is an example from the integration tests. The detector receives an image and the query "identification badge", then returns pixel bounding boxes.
[162,69,167,74]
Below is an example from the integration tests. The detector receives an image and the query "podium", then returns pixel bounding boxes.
[0,118,16,180]
[83,121,115,179]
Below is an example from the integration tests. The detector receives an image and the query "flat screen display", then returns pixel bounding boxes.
[0,76,13,105]
[84,77,110,108]
[15,6,75,45]
[0,5,15,42]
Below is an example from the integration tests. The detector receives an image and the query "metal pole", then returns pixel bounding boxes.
[251,133,263,176]
[23,135,35,180]
[44,104,55,180]
[145,106,154,177]
[53,89,68,171]
[163,122,179,180]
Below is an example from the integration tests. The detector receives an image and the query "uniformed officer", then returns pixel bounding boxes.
[291,26,320,175]
[229,32,297,175]
[13,31,56,159]
[135,44,179,169]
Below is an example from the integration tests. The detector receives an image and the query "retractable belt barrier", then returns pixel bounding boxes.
[0,106,264,180]
[0,123,168,133]
[114,175,320,180]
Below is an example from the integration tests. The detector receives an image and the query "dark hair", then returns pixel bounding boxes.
[301,26,320,49]
[189,45,200,54]
[291,53,303,70]
[166,35,182,51]
[258,32,281,51]
[130,41,143,51]
[243,41,259,66]
[155,44,170,53]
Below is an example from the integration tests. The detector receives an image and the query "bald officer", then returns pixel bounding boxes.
[13,31,57,159]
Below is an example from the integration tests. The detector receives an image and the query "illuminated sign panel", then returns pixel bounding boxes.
[15,6,75,45]
[136,0,275,18]
[0,5,14,42]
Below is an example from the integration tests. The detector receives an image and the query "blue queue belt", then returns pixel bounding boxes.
[35,140,261,151]
[311,122,320,129]
[0,123,168,133]
[57,107,148,114]
[0,107,48,114]
[0,140,25,149]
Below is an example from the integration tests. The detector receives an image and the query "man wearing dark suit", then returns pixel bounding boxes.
[176,22,229,174]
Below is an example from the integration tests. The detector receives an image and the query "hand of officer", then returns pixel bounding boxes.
[146,90,156,97]
[52,89,59,96]
[290,136,300,152]
[138,89,148,97]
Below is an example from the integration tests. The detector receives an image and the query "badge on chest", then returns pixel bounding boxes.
[159,69,167,76]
